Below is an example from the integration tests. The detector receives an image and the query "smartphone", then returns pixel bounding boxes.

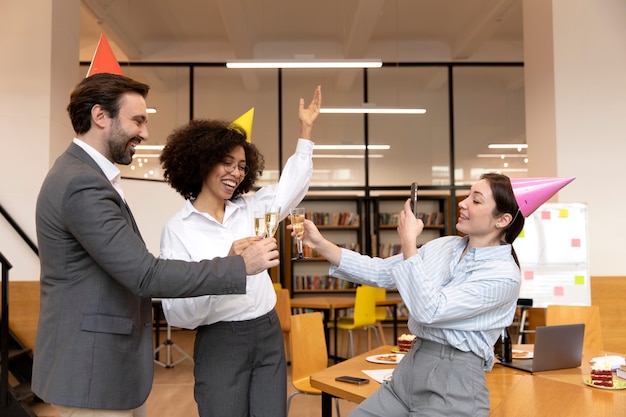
[410,182,419,217]
[335,375,370,385]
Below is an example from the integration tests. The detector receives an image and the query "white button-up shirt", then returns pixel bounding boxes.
[161,139,313,328]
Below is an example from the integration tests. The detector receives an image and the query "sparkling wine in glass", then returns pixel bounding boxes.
[290,207,306,260]
[254,210,266,238]
[264,205,281,238]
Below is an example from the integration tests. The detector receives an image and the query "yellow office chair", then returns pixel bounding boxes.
[329,285,379,357]
[546,305,604,350]
[288,312,340,416]
[365,286,388,347]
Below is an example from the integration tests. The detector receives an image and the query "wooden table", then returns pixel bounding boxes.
[290,296,402,361]
[310,344,626,417]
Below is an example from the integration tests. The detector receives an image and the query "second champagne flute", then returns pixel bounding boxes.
[253,210,266,238]
[289,207,306,260]
[264,205,281,238]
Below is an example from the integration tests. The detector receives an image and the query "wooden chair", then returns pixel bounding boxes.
[546,305,604,350]
[365,286,388,347]
[518,307,546,344]
[329,285,379,357]
[288,312,340,416]
[274,288,292,362]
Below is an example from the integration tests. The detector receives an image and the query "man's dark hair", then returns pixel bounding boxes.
[67,73,150,134]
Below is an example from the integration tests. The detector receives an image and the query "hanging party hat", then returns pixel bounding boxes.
[510,177,575,217]
[86,33,124,77]
[230,108,254,142]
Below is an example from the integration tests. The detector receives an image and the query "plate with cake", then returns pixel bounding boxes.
[393,334,417,353]
[583,360,626,390]
[366,353,405,364]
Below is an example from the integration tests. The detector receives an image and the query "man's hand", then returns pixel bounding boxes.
[236,237,280,275]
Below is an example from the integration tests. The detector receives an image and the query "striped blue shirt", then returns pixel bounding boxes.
[329,235,521,370]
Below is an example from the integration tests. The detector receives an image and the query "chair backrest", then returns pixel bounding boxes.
[352,285,377,328]
[274,288,291,333]
[371,286,387,320]
[290,312,328,382]
[546,305,604,350]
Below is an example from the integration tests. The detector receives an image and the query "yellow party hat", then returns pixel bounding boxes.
[230,108,254,142]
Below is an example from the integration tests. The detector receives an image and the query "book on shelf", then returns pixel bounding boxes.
[307,211,359,226]
[292,274,357,291]
[292,242,360,258]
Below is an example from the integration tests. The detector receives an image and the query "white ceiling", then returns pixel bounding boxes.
[79,0,524,63]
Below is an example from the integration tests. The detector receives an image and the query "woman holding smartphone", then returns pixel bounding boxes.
[292,173,525,417]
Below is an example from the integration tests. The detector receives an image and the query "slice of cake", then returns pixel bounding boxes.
[590,360,614,387]
[397,334,416,352]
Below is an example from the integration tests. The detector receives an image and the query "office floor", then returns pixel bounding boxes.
[28,326,410,417]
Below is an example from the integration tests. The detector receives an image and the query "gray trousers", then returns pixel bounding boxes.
[193,309,286,417]
[350,339,490,417]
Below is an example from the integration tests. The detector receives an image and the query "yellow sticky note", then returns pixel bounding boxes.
[559,209,569,218]
[574,275,585,285]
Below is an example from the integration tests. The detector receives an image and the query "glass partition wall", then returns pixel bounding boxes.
[78,61,525,251]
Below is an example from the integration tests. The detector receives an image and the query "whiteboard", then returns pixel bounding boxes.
[513,203,590,307]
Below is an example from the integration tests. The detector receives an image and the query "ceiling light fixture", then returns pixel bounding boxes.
[321,107,426,114]
[312,154,384,159]
[226,60,382,69]
[477,154,528,158]
[147,107,157,114]
[314,145,390,150]
[487,143,528,149]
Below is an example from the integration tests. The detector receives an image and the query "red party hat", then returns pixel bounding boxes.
[86,33,124,77]
[510,177,575,217]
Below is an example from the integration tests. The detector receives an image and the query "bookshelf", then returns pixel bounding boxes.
[286,196,364,295]
[372,195,450,258]
[285,194,451,298]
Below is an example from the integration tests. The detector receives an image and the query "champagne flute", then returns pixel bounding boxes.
[254,210,266,238]
[289,207,306,260]
[264,204,281,238]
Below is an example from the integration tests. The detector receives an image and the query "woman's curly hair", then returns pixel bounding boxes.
[160,119,265,200]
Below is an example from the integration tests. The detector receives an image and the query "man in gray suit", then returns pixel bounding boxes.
[32,73,279,417]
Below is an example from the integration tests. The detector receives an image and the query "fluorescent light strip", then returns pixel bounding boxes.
[226,60,382,69]
[312,154,384,159]
[136,144,391,152]
[488,143,528,149]
[321,108,426,114]
[477,154,528,158]
[314,145,390,150]
[147,107,157,114]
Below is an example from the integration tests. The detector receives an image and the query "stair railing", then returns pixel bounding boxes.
[1,251,12,408]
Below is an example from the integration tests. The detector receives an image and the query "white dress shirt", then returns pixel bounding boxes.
[161,139,314,328]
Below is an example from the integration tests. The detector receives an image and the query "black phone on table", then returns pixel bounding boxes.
[335,375,370,385]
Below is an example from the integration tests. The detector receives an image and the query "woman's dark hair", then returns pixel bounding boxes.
[67,73,150,134]
[481,172,525,266]
[160,119,264,200]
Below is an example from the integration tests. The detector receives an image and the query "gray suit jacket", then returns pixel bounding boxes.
[32,143,247,409]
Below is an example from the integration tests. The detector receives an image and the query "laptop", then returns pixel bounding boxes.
[499,323,585,373]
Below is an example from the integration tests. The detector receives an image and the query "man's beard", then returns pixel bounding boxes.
[107,119,136,165]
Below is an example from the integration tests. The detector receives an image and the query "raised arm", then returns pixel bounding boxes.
[299,85,322,139]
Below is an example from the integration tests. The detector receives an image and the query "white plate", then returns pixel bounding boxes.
[511,349,533,359]
[366,353,405,364]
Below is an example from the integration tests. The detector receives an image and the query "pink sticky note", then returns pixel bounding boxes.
[524,270,534,280]
[553,286,564,296]
[571,238,581,247]
[541,211,551,220]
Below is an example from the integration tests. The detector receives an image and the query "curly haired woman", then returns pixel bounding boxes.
[159,86,321,417]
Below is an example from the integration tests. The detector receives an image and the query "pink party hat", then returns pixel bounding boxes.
[86,33,124,77]
[230,108,254,142]
[510,177,575,217]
